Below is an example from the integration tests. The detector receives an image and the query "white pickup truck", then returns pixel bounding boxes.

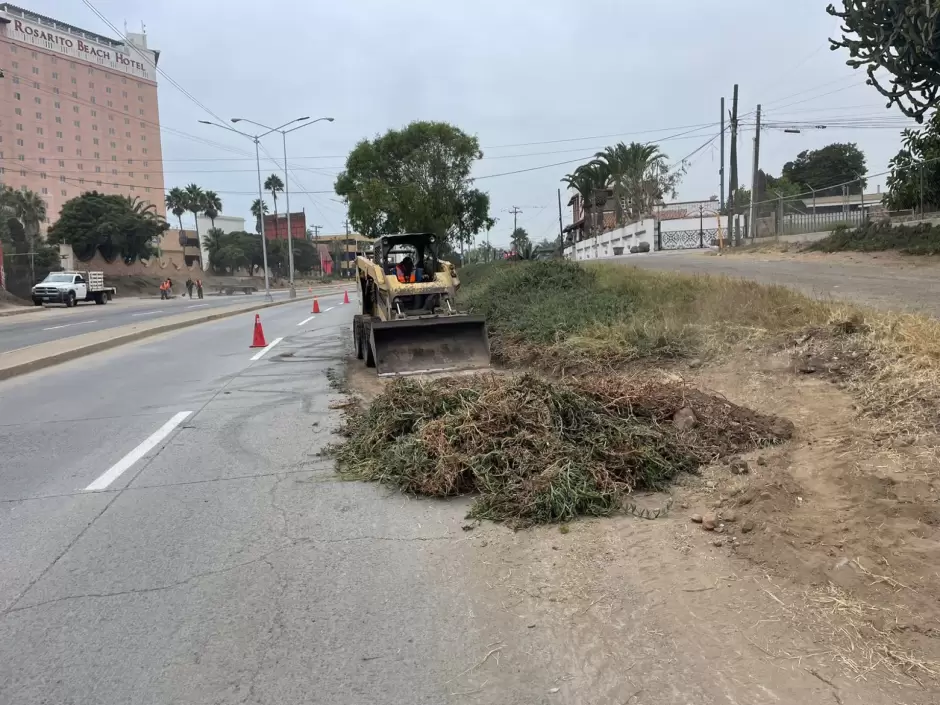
[31,270,117,308]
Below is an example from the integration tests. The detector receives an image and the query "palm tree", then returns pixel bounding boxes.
[204,227,226,273]
[183,183,206,236]
[203,190,222,229]
[165,187,186,232]
[595,142,670,222]
[263,174,284,236]
[14,188,47,239]
[251,198,269,234]
[561,162,607,238]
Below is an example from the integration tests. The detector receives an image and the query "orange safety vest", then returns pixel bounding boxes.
[396,265,415,283]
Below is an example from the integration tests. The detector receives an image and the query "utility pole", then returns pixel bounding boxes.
[508,206,522,252]
[727,84,739,247]
[343,218,351,278]
[719,96,726,212]
[310,224,322,275]
[748,103,762,242]
[557,188,565,253]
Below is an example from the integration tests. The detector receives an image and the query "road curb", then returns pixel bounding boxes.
[0,296,315,382]
[0,307,37,318]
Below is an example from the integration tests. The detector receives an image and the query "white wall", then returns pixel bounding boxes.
[196,215,246,270]
[563,214,744,260]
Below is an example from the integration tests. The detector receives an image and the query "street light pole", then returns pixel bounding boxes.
[199,119,274,302]
[232,116,334,299]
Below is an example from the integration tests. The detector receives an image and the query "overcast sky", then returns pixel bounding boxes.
[42,0,916,247]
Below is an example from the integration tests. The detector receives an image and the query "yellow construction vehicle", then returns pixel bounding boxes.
[352,232,490,376]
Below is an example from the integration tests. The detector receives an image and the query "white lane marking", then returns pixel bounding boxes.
[131,310,161,317]
[186,303,209,309]
[85,411,192,491]
[296,315,315,326]
[323,306,335,313]
[43,319,98,331]
[250,336,284,361]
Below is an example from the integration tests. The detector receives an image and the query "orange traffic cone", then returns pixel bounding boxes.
[311,297,320,314]
[250,314,268,348]
[343,290,350,304]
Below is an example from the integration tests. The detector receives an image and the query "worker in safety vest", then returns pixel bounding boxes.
[395,256,415,283]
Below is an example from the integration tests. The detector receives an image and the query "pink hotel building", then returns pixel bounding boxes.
[0,3,165,228]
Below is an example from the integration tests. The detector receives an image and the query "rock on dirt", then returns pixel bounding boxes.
[729,458,750,475]
[721,511,737,523]
[690,514,703,524]
[688,358,702,369]
[702,513,717,531]
[672,406,697,431]
[741,519,755,534]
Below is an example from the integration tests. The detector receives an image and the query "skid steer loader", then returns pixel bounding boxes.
[352,233,490,376]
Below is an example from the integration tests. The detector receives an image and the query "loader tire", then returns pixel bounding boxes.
[353,316,364,360]
[362,319,376,369]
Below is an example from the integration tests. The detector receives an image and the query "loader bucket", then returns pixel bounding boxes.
[371,315,491,376]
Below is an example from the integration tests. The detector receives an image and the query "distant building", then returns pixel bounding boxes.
[0,4,165,227]
[262,211,306,240]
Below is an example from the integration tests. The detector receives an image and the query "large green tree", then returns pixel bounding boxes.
[250,198,269,234]
[781,143,867,195]
[885,110,940,211]
[165,187,186,232]
[510,227,531,252]
[561,162,608,237]
[590,141,679,224]
[334,121,494,246]
[47,191,168,263]
[183,183,206,242]
[264,174,284,235]
[828,1,940,122]
[0,186,59,296]
[203,190,223,229]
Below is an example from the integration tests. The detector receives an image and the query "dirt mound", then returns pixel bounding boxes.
[0,288,29,307]
[332,373,792,526]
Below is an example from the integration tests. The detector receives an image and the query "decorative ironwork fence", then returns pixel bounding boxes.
[658,228,718,250]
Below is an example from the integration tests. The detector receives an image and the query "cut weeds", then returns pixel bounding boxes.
[332,373,792,526]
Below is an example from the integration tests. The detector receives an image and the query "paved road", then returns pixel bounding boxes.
[0,297,512,705]
[619,251,940,316]
[0,288,345,354]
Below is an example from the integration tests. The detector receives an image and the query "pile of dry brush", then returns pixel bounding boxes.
[332,373,792,526]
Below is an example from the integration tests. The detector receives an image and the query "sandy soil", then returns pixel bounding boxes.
[344,354,940,704]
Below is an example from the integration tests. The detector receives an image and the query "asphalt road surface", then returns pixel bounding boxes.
[0,288,345,355]
[621,251,940,316]
[0,298,513,705]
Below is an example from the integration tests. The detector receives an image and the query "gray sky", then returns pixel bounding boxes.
[44,0,916,248]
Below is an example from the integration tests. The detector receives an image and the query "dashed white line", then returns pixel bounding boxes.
[186,303,209,309]
[85,411,192,491]
[250,336,284,361]
[323,306,335,313]
[43,320,98,331]
[296,315,315,326]
[131,310,161,317]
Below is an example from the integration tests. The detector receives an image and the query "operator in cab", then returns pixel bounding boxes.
[395,256,416,283]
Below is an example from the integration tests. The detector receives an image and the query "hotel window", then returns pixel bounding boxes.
[31,51,37,59]
[75,135,80,142]
[125,131,130,138]
[111,155,116,161]
[56,131,62,138]
[71,92,77,98]
[106,87,111,94]
[11,61,18,69]
[141,135,146,142]
[71,77,76,84]
[142,148,148,154]
[35,112,41,119]
[138,96,144,102]
[52,72,58,79]
[128,172,134,178]
[124,118,129,125]
[33,82,39,89]
[15,123,22,131]
[143,161,149,167]
[139,109,144,116]
[144,174,149,181]
[79,178,85,185]
[95,166,101,173]
[124,105,128,112]
[58,160,65,167]
[94,152,99,159]
[14,108,21,116]
[33,96,40,104]
[145,188,150,193]
[54,101,60,109]
[77,163,83,171]
[76,149,82,156]
[74,120,80,127]
[13,92,20,100]
[111,168,117,175]
[40,172,46,179]
[61,190,67,196]
[126,145,132,152]
[89,82,94,88]
[9,46,15,53]
[19,170,25,177]
[93,125,98,132]
[73,106,79,113]
[37,142,44,149]
[108,128,115,135]
[55,117,61,124]
[39,158,45,164]
[108,114,114,121]
[96,181,102,186]
[41,188,48,194]
[91,110,97,117]
[106,100,112,108]
[93,138,99,145]
[69,62,76,69]
[52,87,58,94]
[17,154,24,161]
[122,90,127,98]
[60,176,65,183]
[16,139,23,146]
[56,146,63,153]
[31,67,38,75]
[139,122,145,128]
[36,127,42,135]
[90,96,95,104]
[122,77,127,84]
[88,67,94,74]
[110,142,116,148]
